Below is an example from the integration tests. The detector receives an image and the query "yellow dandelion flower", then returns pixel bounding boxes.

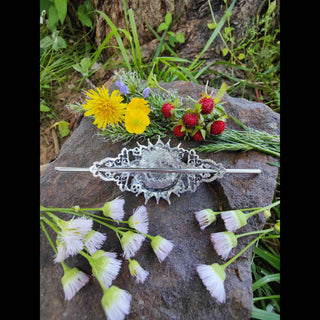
[125,108,150,134]
[126,97,150,115]
[82,86,127,130]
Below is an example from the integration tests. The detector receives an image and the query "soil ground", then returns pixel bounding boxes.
[40,69,113,172]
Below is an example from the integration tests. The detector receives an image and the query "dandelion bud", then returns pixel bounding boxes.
[263,208,271,219]
[72,205,80,212]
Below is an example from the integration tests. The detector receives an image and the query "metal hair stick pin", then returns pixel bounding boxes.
[55,137,261,204]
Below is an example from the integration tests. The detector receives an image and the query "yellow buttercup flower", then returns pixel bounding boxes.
[124,97,150,134]
[82,86,127,130]
[125,108,150,134]
[126,97,150,115]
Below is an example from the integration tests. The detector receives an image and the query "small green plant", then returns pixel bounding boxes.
[207,0,280,109]
[157,12,185,51]
[40,0,94,52]
[251,203,280,320]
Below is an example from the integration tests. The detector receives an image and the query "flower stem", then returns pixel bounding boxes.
[235,227,275,239]
[244,200,280,219]
[40,220,69,272]
[40,213,60,233]
[222,233,264,269]
[40,220,58,253]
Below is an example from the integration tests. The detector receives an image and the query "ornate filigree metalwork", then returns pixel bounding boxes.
[56,137,261,204]
[88,137,226,204]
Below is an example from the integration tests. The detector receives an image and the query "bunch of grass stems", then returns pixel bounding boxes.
[195,127,279,157]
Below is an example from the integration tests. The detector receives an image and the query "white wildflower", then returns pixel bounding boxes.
[83,230,107,254]
[102,196,125,222]
[128,205,149,233]
[54,216,93,262]
[196,263,226,303]
[88,250,122,289]
[150,235,174,263]
[210,231,237,260]
[221,210,247,232]
[101,285,132,320]
[121,231,145,259]
[194,209,216,230]
[61,267,89,301]
[128,259,149,284]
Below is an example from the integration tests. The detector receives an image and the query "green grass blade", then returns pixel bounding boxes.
[253,295,280,302]
[253,246,280,271]
[90,30,115,66]
[95,10,132,71]
[128,8,142,69]
[251,306,280,320]
[189,0,236,70]
[252,273,280,291]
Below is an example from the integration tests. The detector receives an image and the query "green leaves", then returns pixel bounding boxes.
[156,12,185,51]
[54,0,67,24]
[72,57,92,77]
[78,0,94,28]
[53,121,70,138]
[158,12,172,32]
[40,31,67,51]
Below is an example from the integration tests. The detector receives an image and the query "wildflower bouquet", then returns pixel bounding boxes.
[78,70,229,142]
[40,197,173,320]
[69,70,279,157]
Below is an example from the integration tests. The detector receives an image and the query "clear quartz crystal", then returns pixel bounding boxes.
[137,148,185,190]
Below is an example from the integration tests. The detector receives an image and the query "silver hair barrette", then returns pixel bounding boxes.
[55,137,261,204]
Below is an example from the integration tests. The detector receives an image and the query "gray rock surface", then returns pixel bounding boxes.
[40,81,279,320]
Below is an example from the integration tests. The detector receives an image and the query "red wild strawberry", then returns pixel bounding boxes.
[192,130,203,141]
[161,103,175,118]
[210,120,226,135]
[183,113,198,127]
[199,97,214,114]
[173,125,185,137]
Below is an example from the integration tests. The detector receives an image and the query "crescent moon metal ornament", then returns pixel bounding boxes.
[55,137,261,204]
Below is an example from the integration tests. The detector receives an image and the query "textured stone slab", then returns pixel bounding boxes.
[40,81,279,320]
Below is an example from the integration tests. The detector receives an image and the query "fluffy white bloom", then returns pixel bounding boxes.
[61,267,89,301]
[128,259,149,284]
[102,197,125,222]
[121,231,145,259]
[221,210,247,232]
[101,285,132,320]
[194,209,216,230]
[88,250,122,289]
[128,205,149,233]
[54,216,93,263]
[196,263,226,303]
[151,235,174,263]
[83,230,107,254]
[210,231,237,260]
